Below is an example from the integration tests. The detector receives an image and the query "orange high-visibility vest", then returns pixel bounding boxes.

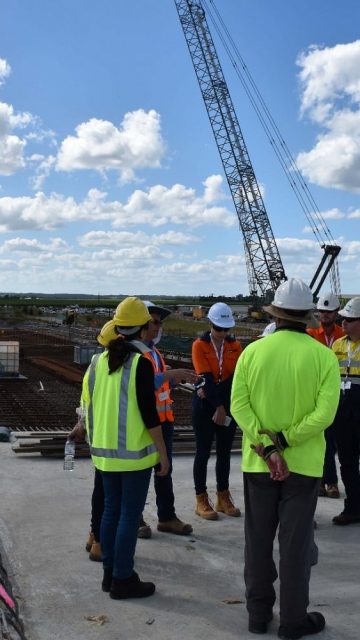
[144,347,174,423]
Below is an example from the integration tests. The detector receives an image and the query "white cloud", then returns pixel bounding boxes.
[0,102,36,175]
[0,236,68,254]
[0,59,11,86]
[0,175,235,232]
[56,109,166,180]
[79,229,199,249]
[296,40,360,192]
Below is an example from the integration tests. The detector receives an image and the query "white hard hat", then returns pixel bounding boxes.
[260,322,276,337]
[207,302,235,328]
[338,297,360,319]
[317,292,340,311]
[272,278,315,311]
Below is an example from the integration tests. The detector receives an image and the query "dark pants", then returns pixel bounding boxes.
[333,398,360,515]
[243,472,320,628]
[91,468,104,542]
[192,400,236,494]
[100,468,152,579]
[154,421,176,522]
[322,424,338,485]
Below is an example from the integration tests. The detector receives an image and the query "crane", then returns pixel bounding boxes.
[174,0,341,302]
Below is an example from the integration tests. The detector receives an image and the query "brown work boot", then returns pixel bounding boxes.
[326,483,340,499]
[157,517,193,536]
[89,541,102,562]
[318,483,327,497]
[138,518,152,539]
[85,531,95,552]
[216,489,241,517]
[195,492,218,520]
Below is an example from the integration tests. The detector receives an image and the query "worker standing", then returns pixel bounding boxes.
[231,278,340,638]
[80,297,169,599]
[331,297,360,526]
[192,302,242,520]
[307,292,344,498]
[138,300,198,537]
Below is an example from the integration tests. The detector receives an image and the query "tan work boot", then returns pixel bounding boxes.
[326,483,340,499]
[195,492,218,520]
[89,541,102,562]
[216,490,241,517]
[85,531,95,552]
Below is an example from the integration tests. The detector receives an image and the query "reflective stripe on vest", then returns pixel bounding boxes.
[340,376,360,385]
[144,349,174,423]
[87,353,157,460]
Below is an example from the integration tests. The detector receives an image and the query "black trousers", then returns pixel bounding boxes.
[333,395,360,515]
[192,399,236,494]
[243,472,320,628]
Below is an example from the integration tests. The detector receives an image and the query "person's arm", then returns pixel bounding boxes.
[192,340,223,408]
[154,368,198,389]
[136,357,169,476]
[148,425,169,477]
[230,356,274,448]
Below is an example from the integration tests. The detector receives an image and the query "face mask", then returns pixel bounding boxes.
[153,326,163,346]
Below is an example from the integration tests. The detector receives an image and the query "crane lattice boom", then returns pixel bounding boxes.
[174,0,286,297]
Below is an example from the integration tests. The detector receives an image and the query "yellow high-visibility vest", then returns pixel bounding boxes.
[81,351,160,472]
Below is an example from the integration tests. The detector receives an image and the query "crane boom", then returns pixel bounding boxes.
[174,0,286,298]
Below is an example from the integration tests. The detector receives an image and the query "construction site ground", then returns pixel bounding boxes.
[1,322,360,639]
[1,445,360,640]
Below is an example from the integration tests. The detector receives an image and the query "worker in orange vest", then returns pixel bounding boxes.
[307,292,344,498]
[138,301,198,537]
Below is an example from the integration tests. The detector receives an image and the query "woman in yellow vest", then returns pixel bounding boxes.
[81,297,169,599]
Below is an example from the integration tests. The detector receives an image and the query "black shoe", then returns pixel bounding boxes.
[248,619,268,634]
[332,511,360,526]
[278,612,325,639]
[249,613,273,634]
[110,571,155,599]
[101,568,113,593]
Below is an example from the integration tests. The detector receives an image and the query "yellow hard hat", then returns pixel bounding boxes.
[97,319,119,347]
[113,296,152,332]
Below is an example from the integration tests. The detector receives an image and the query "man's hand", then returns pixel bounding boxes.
[250,444,290,481]
[266,451,290,481]
[212,405,227,426]
[155,453,170,477]
[258,428,278,445]
[69,421,86,443]
[250,443,265,457]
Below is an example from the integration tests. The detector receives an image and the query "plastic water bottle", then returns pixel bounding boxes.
[63,440,75,471]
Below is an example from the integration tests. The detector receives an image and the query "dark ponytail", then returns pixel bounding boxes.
[107,322,149,374]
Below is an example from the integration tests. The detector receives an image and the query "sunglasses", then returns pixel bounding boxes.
[342,317,360,324]
[212,324,229,332]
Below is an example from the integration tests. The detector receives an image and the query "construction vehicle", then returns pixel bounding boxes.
[174,0,341,309]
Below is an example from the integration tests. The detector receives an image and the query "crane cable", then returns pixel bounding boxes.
[202,0,341,294]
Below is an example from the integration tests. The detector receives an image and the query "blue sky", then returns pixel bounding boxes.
[0,0,359,296]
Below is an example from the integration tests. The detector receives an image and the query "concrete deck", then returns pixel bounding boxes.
[0,443,359,640]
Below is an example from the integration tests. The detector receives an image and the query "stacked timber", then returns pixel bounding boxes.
[11,427,242,457]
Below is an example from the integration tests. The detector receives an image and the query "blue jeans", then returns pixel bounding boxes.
[100,467,152,579]
[154,421,176,521]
